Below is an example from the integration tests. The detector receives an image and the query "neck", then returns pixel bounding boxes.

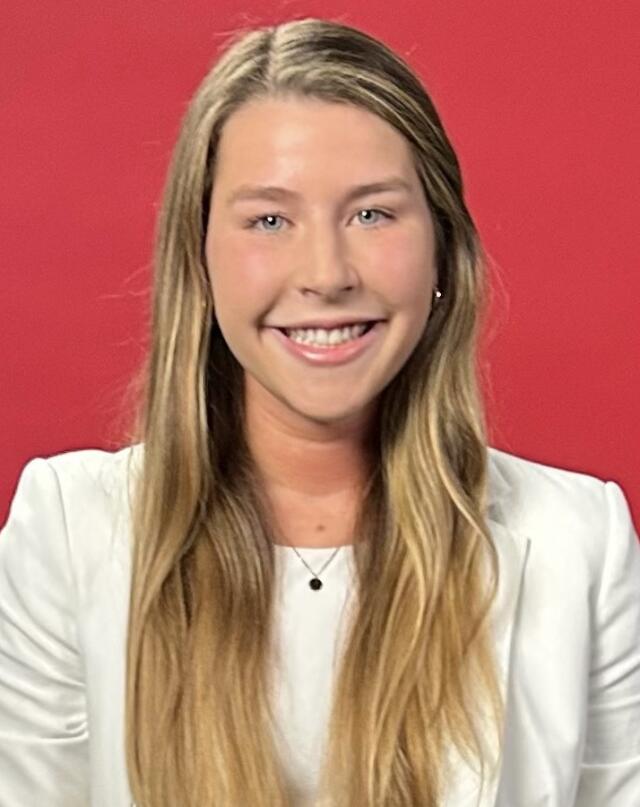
[243,377,376,498]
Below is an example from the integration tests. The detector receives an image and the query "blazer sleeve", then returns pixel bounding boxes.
[0,458,90,806]
[574,480,640,806]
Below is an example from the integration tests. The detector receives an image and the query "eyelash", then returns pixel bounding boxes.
[245,208,395,232]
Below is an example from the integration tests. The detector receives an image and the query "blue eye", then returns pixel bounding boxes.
[246,208,393,233]
[356,208,392,226]
[247,214,285,232]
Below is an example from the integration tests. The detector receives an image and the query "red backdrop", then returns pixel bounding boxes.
[2,1,639,525]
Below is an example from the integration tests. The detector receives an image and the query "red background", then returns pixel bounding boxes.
[2,1,639,525]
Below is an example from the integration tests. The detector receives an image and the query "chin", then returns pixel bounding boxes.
[286,395,375,427]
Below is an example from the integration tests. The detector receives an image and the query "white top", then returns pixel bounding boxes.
[0,443,639,807]
[271,544,356,803]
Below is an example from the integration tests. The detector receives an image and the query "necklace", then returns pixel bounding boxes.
[288,544,343,590]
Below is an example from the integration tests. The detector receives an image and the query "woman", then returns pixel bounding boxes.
[0,16,638,807]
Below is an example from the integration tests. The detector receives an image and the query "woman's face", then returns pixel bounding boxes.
[205,96,438,426]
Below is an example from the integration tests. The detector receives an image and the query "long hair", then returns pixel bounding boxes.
[123,17,503,806]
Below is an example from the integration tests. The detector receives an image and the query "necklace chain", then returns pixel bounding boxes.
[290,544,342,578]
[284,543,344,590]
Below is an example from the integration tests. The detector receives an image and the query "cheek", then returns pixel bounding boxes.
[366,231,434,308]
[207,235,281,317]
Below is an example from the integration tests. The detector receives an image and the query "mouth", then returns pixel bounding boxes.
[276,320,380,348]
[267,320,385,367]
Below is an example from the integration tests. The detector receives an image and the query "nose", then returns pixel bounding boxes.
[295,221,359,298]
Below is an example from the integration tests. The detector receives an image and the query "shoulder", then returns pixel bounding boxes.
[2,444,142,593]
[40,443,142,494]
[487,445,638,590]
[4,443,140,524]
[487,444,620,527]
[14,444,142,533]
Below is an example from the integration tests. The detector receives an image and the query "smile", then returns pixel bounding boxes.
[280,321,376,347]
[267,321,385,366]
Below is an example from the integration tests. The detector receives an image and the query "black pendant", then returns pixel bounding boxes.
[309,577,323,591]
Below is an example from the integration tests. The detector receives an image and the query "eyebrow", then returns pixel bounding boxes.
[226,177,413,206]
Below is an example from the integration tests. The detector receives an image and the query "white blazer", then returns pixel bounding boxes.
[0,444,639,807]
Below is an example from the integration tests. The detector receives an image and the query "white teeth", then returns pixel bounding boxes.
[285,323,369,346]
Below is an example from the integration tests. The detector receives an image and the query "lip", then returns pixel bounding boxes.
[266,321,385,367]
[274,318,384,330]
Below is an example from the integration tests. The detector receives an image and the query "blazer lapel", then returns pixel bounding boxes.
[443,455,532,806]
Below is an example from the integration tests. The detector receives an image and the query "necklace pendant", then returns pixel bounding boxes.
[309,577,323,591]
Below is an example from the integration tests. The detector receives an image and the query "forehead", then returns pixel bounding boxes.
[212,96,418,188]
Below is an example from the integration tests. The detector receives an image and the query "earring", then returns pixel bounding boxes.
[433,287,442,300]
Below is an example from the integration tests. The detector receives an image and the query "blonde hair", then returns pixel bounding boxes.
[123,17,503,806]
